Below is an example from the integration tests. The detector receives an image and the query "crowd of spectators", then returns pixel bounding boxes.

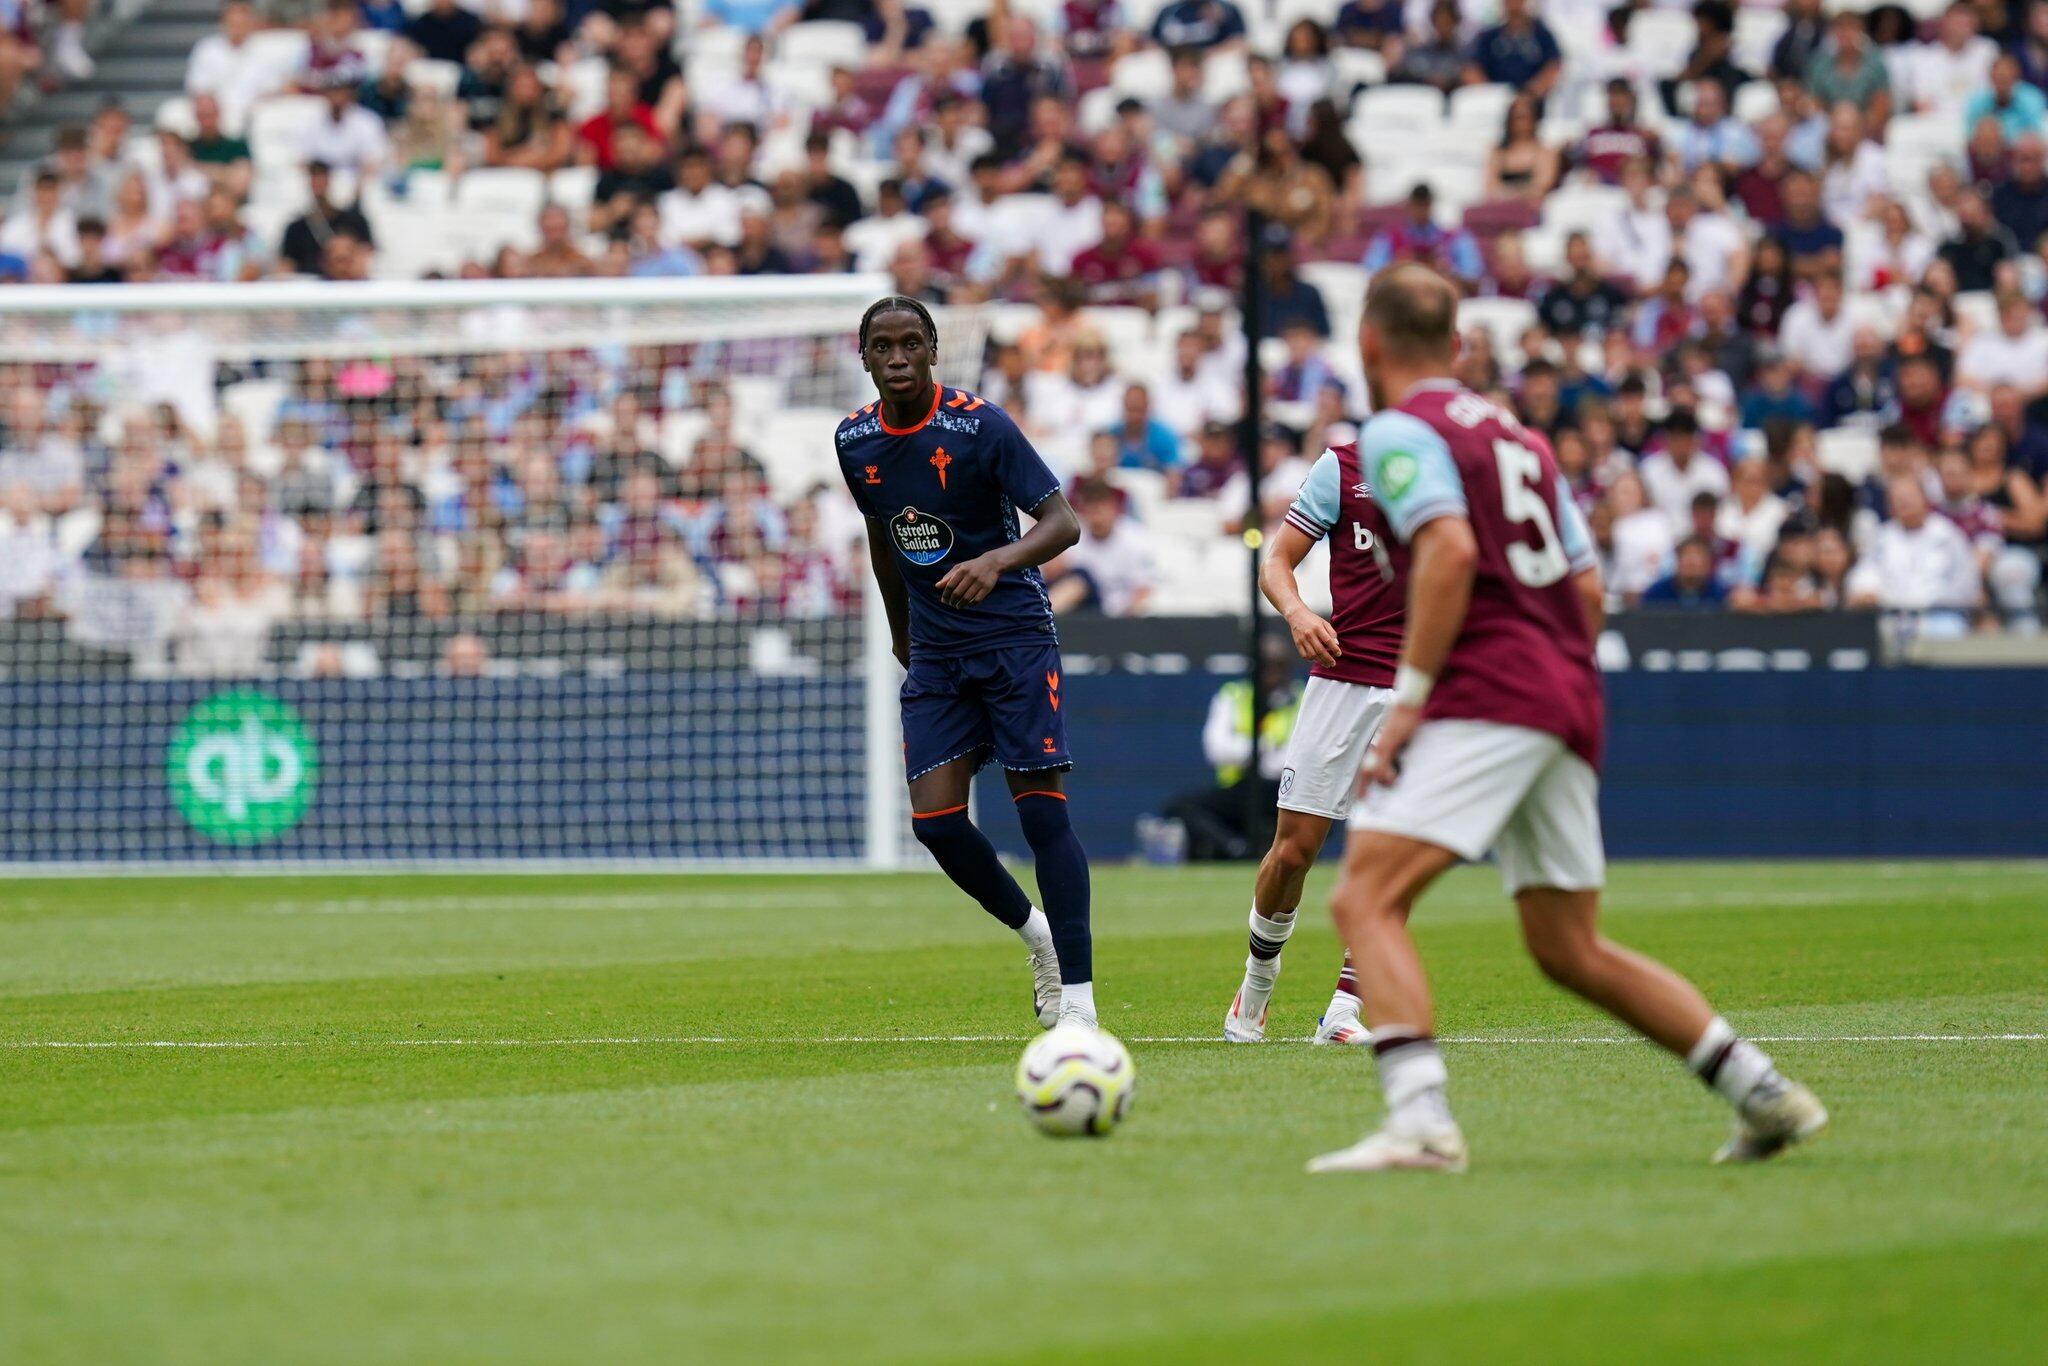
[4,0,2048,652]
[1,0,95,114]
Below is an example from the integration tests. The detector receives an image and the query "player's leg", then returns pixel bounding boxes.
[1307,722,1554,1174]
[1502,753,1827,1162]
[903,662,1062,1027]
[1227,679,1385,1043]
[1225,808,1329,1041]
[982,643,1095,1026]
[1007,769,1094,1025]
[1306,830,1465,1171]
[1311,953,1371,1045]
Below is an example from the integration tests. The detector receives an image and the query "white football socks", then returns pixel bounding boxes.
[1016,906,1054,953]
[1686,1016,1780,1108]
[1245,906,1294,987]
[1373,1026,1455,1134]
[1060,981,1096,1022]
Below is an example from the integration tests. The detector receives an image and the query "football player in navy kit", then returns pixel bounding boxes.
[837,296,1100,1028]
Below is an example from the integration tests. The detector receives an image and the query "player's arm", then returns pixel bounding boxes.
[1573,565,1606,638]
[864,515,911,668]
[1262,451,1344,666]
[934,489,1080,608]
[1556,473,1604,641]
[1261,523,1340,667]
[1350,414,1473,787]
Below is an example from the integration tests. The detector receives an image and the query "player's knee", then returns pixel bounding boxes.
[1267,826,1320,879]
[912,808,973,851]
[1526,925,1602,991]
[1013,790,1072,847]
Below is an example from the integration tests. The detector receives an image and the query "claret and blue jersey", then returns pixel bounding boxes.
[838,383,1071,778]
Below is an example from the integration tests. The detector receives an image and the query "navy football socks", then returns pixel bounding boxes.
[910,806,1033,931]
[1014,791,1093,985]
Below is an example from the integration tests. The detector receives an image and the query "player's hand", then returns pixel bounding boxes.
[1359,702,1421,790]
[1285,609,1341,667]
[935,554,1003,608]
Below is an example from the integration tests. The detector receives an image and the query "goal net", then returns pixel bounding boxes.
[0,276,983,870]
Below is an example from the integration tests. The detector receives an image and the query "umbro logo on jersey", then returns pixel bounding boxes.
[1351,481,1373,498]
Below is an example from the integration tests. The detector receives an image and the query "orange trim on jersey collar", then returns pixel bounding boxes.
[878,383,943,436]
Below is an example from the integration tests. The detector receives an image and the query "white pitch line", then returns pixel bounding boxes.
[1,1033,2042,1051]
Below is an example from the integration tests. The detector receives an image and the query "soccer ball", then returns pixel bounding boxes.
[1014,1021,1136,1137]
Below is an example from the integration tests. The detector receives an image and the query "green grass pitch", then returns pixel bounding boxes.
[2,860,2044,1363]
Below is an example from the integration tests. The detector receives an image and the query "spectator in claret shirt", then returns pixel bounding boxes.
[1575,80,1662,186]
[576,68,662,173]
[1071,200,1162,307]
[1361,185,1482,288]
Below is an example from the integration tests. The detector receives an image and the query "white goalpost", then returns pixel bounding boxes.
[0,276,986,871]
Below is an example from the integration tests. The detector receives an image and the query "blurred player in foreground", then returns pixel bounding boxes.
[1309,265,1827,1173]
[837,296,1100,1028]
[1222,411,1407,1047]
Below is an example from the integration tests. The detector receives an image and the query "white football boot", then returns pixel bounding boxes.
[1306,1122,1469,1174]
[1028,934,1062,1030]
[1223,976,1273,1042]
[1310,997,1371,1046]
[1713,1076,1828,1164]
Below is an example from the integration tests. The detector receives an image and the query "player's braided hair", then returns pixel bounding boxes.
[858,295,939,350]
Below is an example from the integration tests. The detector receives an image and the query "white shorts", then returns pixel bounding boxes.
[1348,719,1606,895]
[1275,677,1394,822]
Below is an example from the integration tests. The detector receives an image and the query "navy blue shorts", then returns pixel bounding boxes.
[901,640,1072,781]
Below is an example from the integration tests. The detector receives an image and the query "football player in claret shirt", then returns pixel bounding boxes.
[836,296,1100,1028]
[1221,421,1407,1048]
[1307,265,1827,1175]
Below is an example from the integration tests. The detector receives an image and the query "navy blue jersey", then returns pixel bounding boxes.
[836,384,1060,659]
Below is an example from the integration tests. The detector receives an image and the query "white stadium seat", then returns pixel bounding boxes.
[454,168,548,225]
[1459,297,1540,367]
[1816,428,1879,483]
[754,409,849,500]
[1447,83,1515,135]
[248,96,327,172]
[1625,8,1695,77]
[778,21,869,71]
[1542,184,1629,237]
[1110,49,1173,102]
[1354,85,1445,137]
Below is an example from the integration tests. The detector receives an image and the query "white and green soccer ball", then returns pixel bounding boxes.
[1014,1021,1136,1137]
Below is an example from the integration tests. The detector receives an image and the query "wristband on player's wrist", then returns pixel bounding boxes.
[1393,666,1434,709]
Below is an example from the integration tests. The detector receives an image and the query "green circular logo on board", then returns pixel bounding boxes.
[166,691,318,843]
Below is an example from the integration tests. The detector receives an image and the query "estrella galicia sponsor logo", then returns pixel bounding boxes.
[166,690,318,844]
[890,506,954,565]
[1277,767,1295,797]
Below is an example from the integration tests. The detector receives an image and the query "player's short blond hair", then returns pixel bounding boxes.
[1363,263,1459,363]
